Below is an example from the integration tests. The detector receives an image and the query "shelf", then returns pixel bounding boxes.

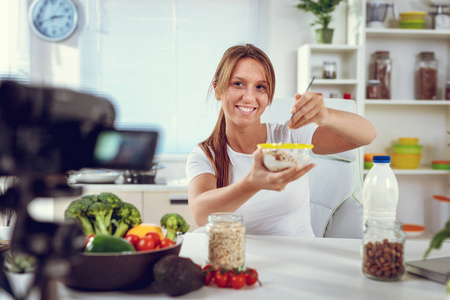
[313,79,358,85]
[301,44,360,52]
[365,28,450,39]
[365,99,450,105]
[363,167,450,175]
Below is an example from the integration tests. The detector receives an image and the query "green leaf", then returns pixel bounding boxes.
[423,228,450,260]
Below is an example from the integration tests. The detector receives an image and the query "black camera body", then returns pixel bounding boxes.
[0,80,158,176]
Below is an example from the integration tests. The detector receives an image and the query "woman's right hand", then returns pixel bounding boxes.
[247,148,316,191]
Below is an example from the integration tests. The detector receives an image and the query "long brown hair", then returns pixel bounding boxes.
[199,44,275,188]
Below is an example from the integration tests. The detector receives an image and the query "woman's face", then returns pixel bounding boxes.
[218,57,270,130]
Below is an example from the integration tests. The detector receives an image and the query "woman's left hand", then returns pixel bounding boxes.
[288,92,329,129]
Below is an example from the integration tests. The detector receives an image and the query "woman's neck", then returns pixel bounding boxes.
[226,123,267,154]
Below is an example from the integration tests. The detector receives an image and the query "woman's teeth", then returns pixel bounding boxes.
[237,106,254,113]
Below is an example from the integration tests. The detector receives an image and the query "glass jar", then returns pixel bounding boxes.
[206,213,245,270]
[362,220,406,281]
[371,51,392,99]
[445,81,450,100]
[323,61,337,79]
[416,51,438,100]
[366,79,382,99]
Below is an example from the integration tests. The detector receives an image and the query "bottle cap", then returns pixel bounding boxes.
[373,155,390,163]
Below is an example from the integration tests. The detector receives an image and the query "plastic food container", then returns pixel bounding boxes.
[363,153,386,169]
[430,195,450,233]
[398,137,419,146]
[399,11,426,22]
[431,160,450,170]
[399,20,425,29]
[257,143,313,172]
[391,153,421,169]
[402,224,425,237]
[393,145,422,155]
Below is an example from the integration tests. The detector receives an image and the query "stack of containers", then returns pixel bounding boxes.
[363,153,385,169]
[391,137,422,169]
[399,12,426,29]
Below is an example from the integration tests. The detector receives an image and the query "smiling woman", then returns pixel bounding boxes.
[186,43,376,236]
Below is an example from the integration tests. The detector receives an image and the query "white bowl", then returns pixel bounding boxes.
[258,143,314,172]
[69,169,120,184]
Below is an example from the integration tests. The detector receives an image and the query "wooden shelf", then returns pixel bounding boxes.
[313,79,358,85]
[365,28,450,39]
[365,99,450,105]
[364,167,450,175]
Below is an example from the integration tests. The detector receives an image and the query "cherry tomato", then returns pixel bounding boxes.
[214,270,230,288]
[160,238,175,249]
[84,234,95,247]
[136,236,156,251]
[244,268,259,286]
[229,272,246,289]
[145,232,161,246]
[203,264,216,286]
[124,234,140,248]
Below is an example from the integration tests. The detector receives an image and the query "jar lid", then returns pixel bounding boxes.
[373,155,390,163]
[324,60,336,64]
[432,195,450,202]
[208,212,243,223]
[367,79,381,84]
[375,51,389,54]
[419,51,435,57]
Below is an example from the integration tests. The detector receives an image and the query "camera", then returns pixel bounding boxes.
[0,80,158,300]
[0,80,158,176]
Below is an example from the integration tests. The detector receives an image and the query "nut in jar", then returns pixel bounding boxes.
[206,213,245,270]
[362,220,406,281]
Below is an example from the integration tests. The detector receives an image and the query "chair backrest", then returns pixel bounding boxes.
[262,98,364,238]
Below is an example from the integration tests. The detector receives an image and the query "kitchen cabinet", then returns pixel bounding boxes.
[298,0,450,236]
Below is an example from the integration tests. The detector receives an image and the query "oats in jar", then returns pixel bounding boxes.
[206,213,245,270]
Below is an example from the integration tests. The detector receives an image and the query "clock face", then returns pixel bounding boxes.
[436,14,450,29]
[28,0,78,42]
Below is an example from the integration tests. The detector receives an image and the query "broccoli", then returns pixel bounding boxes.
[64,198,95,236]
[86,202,113,235]
[112,202,142,237]
[98,192,123,233]
[64,192,143,237]
[160,213,190,242]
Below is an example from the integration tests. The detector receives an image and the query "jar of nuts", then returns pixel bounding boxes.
[206,213,245,270]
[362,220,406,281]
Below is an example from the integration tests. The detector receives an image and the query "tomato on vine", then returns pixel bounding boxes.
[244,268,260,286]
[229,272,246,289]
[213,269,230,288]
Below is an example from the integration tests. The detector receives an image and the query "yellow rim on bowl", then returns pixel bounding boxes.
[257,143,314,149]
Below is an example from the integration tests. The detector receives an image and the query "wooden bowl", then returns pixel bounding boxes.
[60,236,182,291]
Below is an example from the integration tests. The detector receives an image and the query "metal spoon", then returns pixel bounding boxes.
[280,76,315,144]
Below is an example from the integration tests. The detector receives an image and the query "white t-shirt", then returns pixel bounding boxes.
[186,122,318,237]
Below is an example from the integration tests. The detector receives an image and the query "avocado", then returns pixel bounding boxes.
[153,255,205,296]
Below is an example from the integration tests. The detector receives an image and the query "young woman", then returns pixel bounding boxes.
[186,44,376,236]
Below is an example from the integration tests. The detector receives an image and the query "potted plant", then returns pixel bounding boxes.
[296,0,345,44]
[424,220,450,294]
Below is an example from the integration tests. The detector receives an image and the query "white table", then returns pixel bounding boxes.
[2,233,450,299]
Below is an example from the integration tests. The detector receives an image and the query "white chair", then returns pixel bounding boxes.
[262,98,364,238]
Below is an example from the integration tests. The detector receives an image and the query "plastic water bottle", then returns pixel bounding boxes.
[362,155,399,230]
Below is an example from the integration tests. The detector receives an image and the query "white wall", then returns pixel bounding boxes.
[2,0,348,155]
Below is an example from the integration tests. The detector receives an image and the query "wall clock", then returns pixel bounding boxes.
[28,0,79,42]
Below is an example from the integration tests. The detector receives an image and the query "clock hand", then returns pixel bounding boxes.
[40,15,64,23]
